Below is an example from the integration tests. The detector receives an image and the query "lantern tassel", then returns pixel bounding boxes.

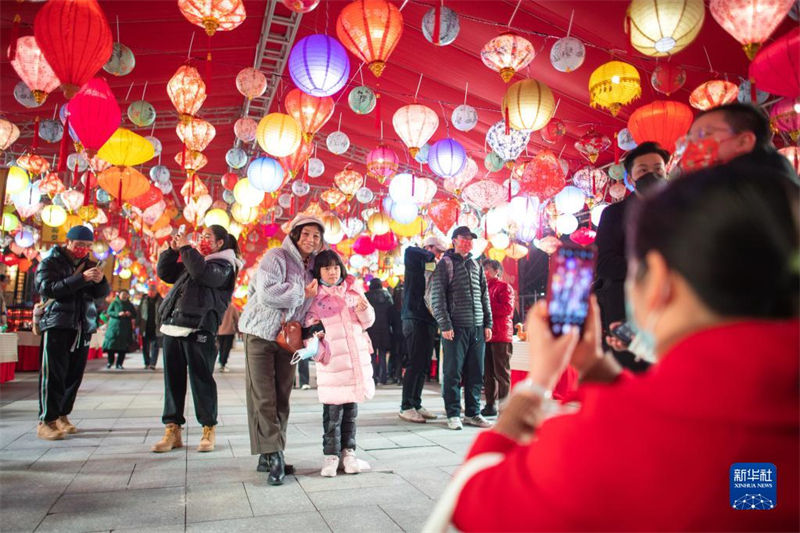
[57,115,70,172]
[484,217,488,240]
[433,1,441,45]
[83,178,90,206]
[411,174,416,197]
[504,106,510,136]
[118,181,123,211]
[374,89,382,131]
[32,116,40,151]
[508,173,512,202]
[614,131,620,164]
[8,13,20,61]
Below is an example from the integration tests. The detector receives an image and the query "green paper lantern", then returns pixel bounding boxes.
[348,86,376,115]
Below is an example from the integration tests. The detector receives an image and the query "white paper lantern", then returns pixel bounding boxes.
[226,148,249,169]
[617,128,638,150]
[307,157,325,177]
[737,80,769,104]
[325,230,344,245]
[145,136,162,157]
[327,131,350,154]
[554,185,585,214]
[14,81,42,109]
[12,183,41,207]
[292,180,310,196]
[421,6,460,46]
[15,228,35,248]
[156,180,173,194]
[590,203,608,226]
[278,193,293,209]
[349,254,365,269]
[38,119,63,143]
[388,173,436,204]
[550,37,586,73]
[150,165,170,184]
[390,201,419,224]
[472,237,489,256]
[67,152,89,172]
[555,214,579,234]
[486,121,530,162]
[343,217,365,238]
[489,232,510,249]
[356,186,374,204]
[451,104,478,132]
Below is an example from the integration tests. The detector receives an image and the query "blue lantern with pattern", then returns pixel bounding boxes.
[247,156,285,193]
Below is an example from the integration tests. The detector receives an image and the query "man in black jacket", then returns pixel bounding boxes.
[139,282,163,369]
[35,225,110,440]
[365,278,393,385]
[429,226,493,430]
[399,235,447,424]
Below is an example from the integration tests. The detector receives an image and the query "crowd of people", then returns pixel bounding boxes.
[29,102,798,529]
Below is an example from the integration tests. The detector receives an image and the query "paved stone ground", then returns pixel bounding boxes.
[0,343,486,532]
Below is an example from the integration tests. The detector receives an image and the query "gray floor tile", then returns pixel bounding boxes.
[185,511,330,532]
[186,481,253,523]
[320,505,403,532]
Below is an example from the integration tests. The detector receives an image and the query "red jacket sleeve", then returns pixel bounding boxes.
[496,282,515,318]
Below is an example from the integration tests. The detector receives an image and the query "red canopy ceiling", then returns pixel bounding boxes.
[1,1,795,201]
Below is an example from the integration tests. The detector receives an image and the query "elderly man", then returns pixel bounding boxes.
[429,226,493,430]
[480,259,515,417]
[35,225,110,440]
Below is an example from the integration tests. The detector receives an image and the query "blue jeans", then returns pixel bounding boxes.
[441,326,485,418]
[143,335,160,367]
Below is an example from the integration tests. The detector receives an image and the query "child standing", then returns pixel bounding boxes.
[304,250,375,477]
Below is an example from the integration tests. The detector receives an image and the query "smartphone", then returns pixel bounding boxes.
[610,322,634,345]
[546,245,597,336]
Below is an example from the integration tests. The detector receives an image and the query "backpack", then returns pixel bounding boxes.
[424,255,453,317]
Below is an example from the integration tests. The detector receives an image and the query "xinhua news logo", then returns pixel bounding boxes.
[730,463,777,510]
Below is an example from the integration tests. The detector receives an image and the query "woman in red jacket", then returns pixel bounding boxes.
[480,259,515,417]
[427,163,799,532]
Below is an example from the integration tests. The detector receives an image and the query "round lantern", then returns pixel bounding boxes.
[737,79,769,104]
[177,0,246,36]
[356,187,374,204]
[247,157,285,193]
[1,213,20,232]
[321,214,343,237]
[231,203,258,224]
[292,180,310,197]
[220,172,238,190]
[103,42,135,76]
[9,36,61,104]
[236,67,267,100]
[555,214,579,235]
[0,119,20,151]
[590,203,608,226]
[281,0,320,13]
[550,36,586,73]
[486,121,530,161]
[608,163,626,181]
[288,34,350,97]
[145,136,162,156]
[421,6,460,46]
[389,174,436,204]
[778,146,800,173]
[256,113,302,157]
[390,202,419,224]
[506,242,529,259]
[98,128,155,166]
[628,0,705,56]
[34,0,113,98]
[709,0,794,59]
[156,180,173,195]
[554,185,585,215]
[617,128,638,150]
[285,89,335,140]
[234,117,257,142]
[368,212,391,235]
[770,98,800,141]
[150,165,170,184]
[650,64,687,96]
[41,204,68,227]
[224,148,247,169]
[67,78,121,151]
[589,61,641,116]
[428,138,467,178]
[308,157,325,177]
[204,208,230,229]
[127,100,156,127]
[6,166,30,195]
[326,131,350,154]
[489,233,510,250]
[233,178,266,207]
[503,79,556,132]
[485,152,505,172]
[628,100,693,152]
[689,80,739,110]
[167,65,207,121]
[393,104,439,157]
[352,235,376,256]
[749,28,799,98]
[481,32,534,82]
[348,86,377,114]
[37,119,63,143]
[609,182,628,201]
[451,104,478,132]
[336,0,404,77]
[366,144,399,183]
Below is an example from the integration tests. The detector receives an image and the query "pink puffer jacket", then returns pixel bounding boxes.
[305,276,376,405]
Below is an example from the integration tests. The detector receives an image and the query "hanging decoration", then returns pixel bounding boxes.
[348,86,377,114]
[308,157,325,177]
[234,117,257,142]
[38,119,63,143]
[335,167,365,199]
[428,138,467,178]
[97,128,154,166]
[749,27,800,98]
[540,119,566,144]
[393,104,439,157]
[516,150,566,199]
[484,151,506,172]
[574,128,612,164]
[452,104,478,132]
[367,212,391,235]
[14,82,43,109]
[550,37,586,73]
[443,157,478,194]
[127,100,156,127]
[689,80,739,110]
[233,178,265,207]
[650,64,687,96]
[572,166,609,199]
[481,33,534,82]
[0,120,21,152]
[174,150,208,174]
[628,100,693,152]
[421,5,460,46]
[176,118,216,152]
[709,0,794,59]
[737,79,769,104]
[177,0,246,35]
[462,180,507,212]
[34,0,113,98]
[327,130,350,154]
[67,78,121,151]
[770,97,800,141]
[486,121,530,162]
[288,34,351,97]
[589,61,641,116]
[336,0,404,77]
[366,144,399,183]
[428,199,460,233]
[355,187,374,204]
[502,79,556,132]
[285,89,335,140]
[617,128,638,150]
[256,113,302,157]
[281,0,321,13]
[627,0,706,56]
[97,166,150,200]
[279,139,313,178]
[247,156,285,193]
[9,36,61,104]
[103,42,135,76]
[167,65,207,122]
[226,147,248,169]
[235,67,267,99]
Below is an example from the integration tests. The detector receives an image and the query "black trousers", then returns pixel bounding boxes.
[107,351,126,367]
[401,319,437,411]
[39,328,90,423]
[322,403,357,456]
[441,326,485,418]
[372,347,389,384]
[297,358,309,386]
[161,332,218,427]
[217,334,234,367]
[143,335,160,366]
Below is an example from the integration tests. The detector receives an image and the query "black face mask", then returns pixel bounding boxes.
[633,172,662,195]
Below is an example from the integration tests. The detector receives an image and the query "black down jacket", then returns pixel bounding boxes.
[429,249,492,332]
[35,246,110,334]
[157,246,238,334]
[401,246,436,324]
[365,287,393,350]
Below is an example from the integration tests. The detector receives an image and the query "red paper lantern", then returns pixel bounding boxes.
[372,231,397,252]
[628,100,693,152]
[650,64,687,96]
[336,0,404,77]
[284,89,334,141]
[279,139,313,179]
[8,36,61,104]
[516,150,566,200]
[221,172,239,190]
[67,78,121,151]
[569,226,596,247]
[749,27,800,98]
[427,199,460,234]
[34,0,113,99]
[689,80,739,110]
[128,184,164,210]
[352,234,376,255]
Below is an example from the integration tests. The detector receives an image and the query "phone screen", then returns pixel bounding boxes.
[546,246,597,336]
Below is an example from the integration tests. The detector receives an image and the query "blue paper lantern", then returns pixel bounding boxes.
[414,143,430,164]
[288,34,350,97]
[247,156,285,193]
[226,147,249,169]
[15,229,35,248]
[428,138,467,178]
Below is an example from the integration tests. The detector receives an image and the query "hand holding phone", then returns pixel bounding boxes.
[610,322,634,345]
[546,245,597,337]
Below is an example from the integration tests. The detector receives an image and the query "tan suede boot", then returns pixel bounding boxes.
[151,423,183,453]
[56,415,77,434]
[197,425,215,452]
[37,421,65,441]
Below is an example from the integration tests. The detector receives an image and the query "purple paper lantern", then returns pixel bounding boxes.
[288,34,350,97]
[428,138,467,178]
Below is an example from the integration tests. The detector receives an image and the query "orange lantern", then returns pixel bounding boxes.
[16,153,50,175]
[167,65,207,122]
[235,67,267,99]
[321,188,347,209]
[176,118,216,152]
[481,33,534,82]
[689,80,739,110]
[628,100,693,152]
[334,166,364,199]
[709,0,795,59]
[174,150,209,174]
[9,36,60,104]
[427,199,460,234]
[177,0,246,36]
[279,139,313,178]
[284,89,334,141]
[97,166,150,200]
[336,0,404,77]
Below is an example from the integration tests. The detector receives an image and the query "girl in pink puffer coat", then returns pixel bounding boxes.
[304,250,375,477]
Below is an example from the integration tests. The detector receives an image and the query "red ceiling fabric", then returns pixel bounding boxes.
[628,100,694,153]
[33,0,113,99]
[66,77,121,151]
[749,27,800,98]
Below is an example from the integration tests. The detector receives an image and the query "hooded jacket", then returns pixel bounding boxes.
[429,249,492,331]
[365,286,393,349]
[138,293,163,337]
[487,277,514,343]
[35,245,110,334]
[401,246,437,324]
[157,246,241,334]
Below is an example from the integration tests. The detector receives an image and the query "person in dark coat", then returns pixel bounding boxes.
[151,224,242,454]
[139,283,163,369]
[365,278,393,385]
[388,284,406,384]
[34,225,110,440]
[103,290,137,369]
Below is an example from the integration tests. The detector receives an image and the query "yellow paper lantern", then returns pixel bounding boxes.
[390,217,427,238]
[228,221,243,239]
[232,178,265,207]
[367,211,391,235]
[488,247,507,261]
[1,212,20,232]
[337,238,354,256]
[502,79,556,132]
[118,268,132,280]
[204,208,230,229]
[231,203,259,224]
[256,113,302,157]
[628,0,706,57]
[97,128,155,167]
[41,205,68,227]
[589,61,641,116]
[6,166,30,195]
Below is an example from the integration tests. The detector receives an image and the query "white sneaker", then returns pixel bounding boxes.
[320,455,339,477]
[398,409,425,423]
[416,407,438,420]
[341,449,361,474]
[300,384,311,390]
[219,366,230,373]
[447,417,463,430]
[464,415,493,429]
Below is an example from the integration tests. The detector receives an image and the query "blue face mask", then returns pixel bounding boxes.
[624,281,662,364]
[291,334,320,365]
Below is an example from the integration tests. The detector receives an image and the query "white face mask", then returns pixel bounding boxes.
[625,279,667,364]
[291,334,320,365]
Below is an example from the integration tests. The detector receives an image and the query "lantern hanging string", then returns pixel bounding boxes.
[464,81,469,105]
[141,81,148,101]
[187,32,195,61]
[507,0,522,28]
[414,73,423,103]
[116,15,120,42]
[565,10,574,38]
[124,82,134,102]
[703,46,715,74]
[337,112,342,132]
[52,104,58,120]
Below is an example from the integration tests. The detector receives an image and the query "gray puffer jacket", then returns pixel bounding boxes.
[429,249,492,332]
[238,236,315,341]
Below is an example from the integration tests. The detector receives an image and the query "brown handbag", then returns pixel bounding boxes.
[275,317,303,353]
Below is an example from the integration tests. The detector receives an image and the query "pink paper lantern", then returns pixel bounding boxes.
[372,231,397,252]
[352,235,376,256]
[66,78,121,151]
